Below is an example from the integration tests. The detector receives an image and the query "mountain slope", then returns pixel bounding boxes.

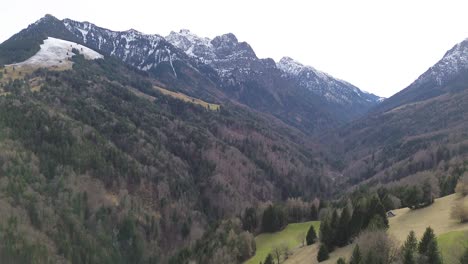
[0,34,334,263]
[325,40,468,190]
[166,29,382,131]
[277,57,383,121]
[375,38,468,113]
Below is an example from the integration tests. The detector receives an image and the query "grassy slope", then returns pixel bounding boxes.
[245,221,320,264]
[285,193,468,264]
[155,86,220,111]
[438,230,468,264]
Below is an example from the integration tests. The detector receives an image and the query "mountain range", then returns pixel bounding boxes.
[0,14,466,264]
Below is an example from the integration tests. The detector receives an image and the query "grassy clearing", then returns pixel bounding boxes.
[388,193,468,242]
[286,194,468,264]
[245,221,320,264]
[155,86,220,111]
[438,230,468,264]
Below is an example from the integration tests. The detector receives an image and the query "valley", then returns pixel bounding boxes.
[0,13,466,264]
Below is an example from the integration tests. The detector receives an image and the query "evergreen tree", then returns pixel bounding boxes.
[422,180,434,206]
[367,215,387,231]
[242,207,257,232]
[349,244,362,264]
[402,247,415,264]
[426,240,442,264]
[311,205,318,220]
[262,205,287,232]
[460,248,468,264]
[306,225,317,245]
[264,253,274,264]
[317,244,329,262]
[418,227,436,255]
[349,205,365,238]
[319,218,334,251]
[402,231,418,253]
[336,207,351,246]
[401,230,418,264]
[366,196,388,229]
[330,210,339,246]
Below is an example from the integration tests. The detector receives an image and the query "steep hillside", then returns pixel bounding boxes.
[0,37,333,263]
[167,29,381,131]
[326,40,468,190]
[375,37,468,113]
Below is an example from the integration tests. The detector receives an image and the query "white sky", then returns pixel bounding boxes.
[2,0,468,97]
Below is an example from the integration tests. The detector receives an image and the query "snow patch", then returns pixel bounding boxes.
[8,37,103,69]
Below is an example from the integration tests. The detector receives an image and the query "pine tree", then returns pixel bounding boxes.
[418,227,436,255]
[317,244,330,262]
[366,196,388,229]
[349,244,362,264]
[401,230,418,264]
[349,205,365,238]
[306,225,317,245]
[330,210,339,246]
[311,205,318,220]
[402,231,418,253]
[426,240,442,264]
[319,218,333,251]
[336,207,351,246]
[264,253,274,264]
[402,247,416,264]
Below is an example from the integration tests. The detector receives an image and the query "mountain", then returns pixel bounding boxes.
[325,38,468,191]
[0,15,382,135]
[277,56,383,121]
[166,29,382,131]
[375,38,468,113]
[0,15,338,264]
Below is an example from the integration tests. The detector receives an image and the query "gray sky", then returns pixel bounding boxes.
[2,0,468,97]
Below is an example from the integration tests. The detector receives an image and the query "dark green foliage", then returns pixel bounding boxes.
[402,247,415,264]
[367,215,387,231]
[417,227,442,264]
[426,240,442,264]
[349,245,362,264]
[264,253,274,264]
[306,225,317,245]
[418,227,436,255]
[336,207,351,246]
[336,257,346,264]
[242,207,258,233]
[261,205,287,233]
[401,231,418,264]
[366,196,388,229]
[319,218,334,251]
[311,204,318,220]
[402,231,418,254]
[317,244,330,262]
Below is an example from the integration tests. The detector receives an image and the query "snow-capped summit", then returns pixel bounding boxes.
[167,30,260,77]
[415,38,468,87]
[277,56,382,107]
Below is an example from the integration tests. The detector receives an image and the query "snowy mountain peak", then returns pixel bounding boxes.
[415,38,468,87]
[277,56,306,75]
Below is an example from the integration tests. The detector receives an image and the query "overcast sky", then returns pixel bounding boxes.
[2,0,468,97]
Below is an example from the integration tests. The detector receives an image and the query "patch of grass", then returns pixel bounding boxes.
[438,230,468,264]
[155,86,220,111]
[245,221,320,264]
[388,194,468,242]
